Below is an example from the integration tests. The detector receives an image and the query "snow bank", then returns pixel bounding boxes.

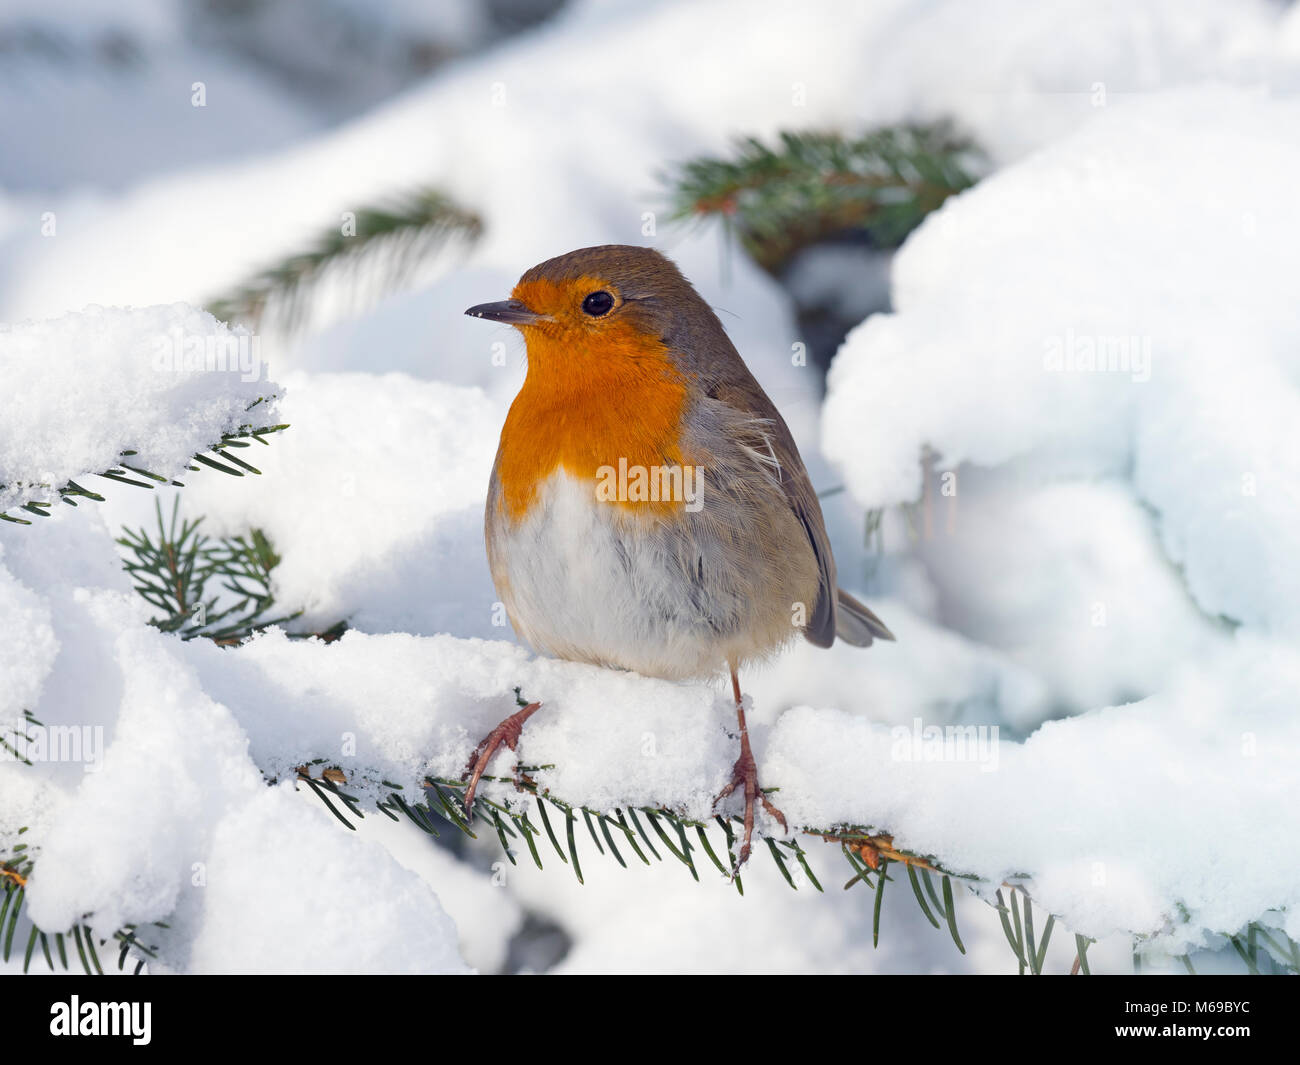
[6,567,1292,963]
[8,0,1296,321]
[820,84,1300,951]
[912,478,1228,714]
[824,86,1300,635]
[0,304,281,515]
[1,511,473,973]
[767,634,1300,948]
[168,371,504,637]
[185,783,470,975]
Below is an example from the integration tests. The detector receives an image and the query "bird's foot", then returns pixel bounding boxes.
[713,738,788,871]
[462,701,542,817]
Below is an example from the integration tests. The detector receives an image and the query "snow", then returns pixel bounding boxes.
[356,808,524,973]
[185,783,470,975]
[912,478,1228,715]
[2,529,472,973]
[0,561,58,720]
[0,303,281,515]
[767,633,1300,947]
[9,0,1292,322]
[823,86,1300,640]
[817,82,1300,956]
[5,0,1300,975]
[171,371,504,637]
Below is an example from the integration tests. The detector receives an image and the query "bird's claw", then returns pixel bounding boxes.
[461,701,542,818]
[712,744,787,870]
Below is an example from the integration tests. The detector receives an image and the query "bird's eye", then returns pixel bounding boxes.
[581,290,615,317]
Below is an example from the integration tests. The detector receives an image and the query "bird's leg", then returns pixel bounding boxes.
[462,701,542,817]
[713,666,787,868]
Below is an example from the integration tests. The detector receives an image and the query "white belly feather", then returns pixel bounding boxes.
[489,472,729,679]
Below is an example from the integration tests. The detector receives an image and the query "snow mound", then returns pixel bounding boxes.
[819,84,1300,952]
[0,304,281,515]
[825,86,1300,636]
[172,370,502,637]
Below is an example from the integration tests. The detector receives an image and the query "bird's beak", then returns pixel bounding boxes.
[464,299,548,326]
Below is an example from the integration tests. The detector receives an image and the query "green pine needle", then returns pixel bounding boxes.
[665,122,981,273]
[0,404,286,525]
[207,187,482,332]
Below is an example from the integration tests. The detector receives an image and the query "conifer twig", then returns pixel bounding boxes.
[207,187,482,331]
[0,406,286,525]
[665,123,980,272]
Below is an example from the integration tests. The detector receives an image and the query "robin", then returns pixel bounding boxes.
[463,245,893,867]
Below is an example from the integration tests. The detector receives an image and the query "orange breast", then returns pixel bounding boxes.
[495,306,690,521]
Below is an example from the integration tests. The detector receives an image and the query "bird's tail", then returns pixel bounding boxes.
[835,588,896,646]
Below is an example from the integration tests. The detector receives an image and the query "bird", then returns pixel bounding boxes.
[463,245,893,867]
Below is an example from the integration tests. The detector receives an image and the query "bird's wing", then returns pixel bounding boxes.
[665,294,894,649]
[784,461,895,646]
[784,457,839,648]
[703,380,839,648]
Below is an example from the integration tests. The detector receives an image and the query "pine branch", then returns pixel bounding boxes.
[0,400,287,525]
[295,759,987,961]
[10,747,1291,974]
[207,187,483,332]
[1,871,155,975]
[295,752,1300,975]
[665,123,981,272]
[115,497,346,645]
